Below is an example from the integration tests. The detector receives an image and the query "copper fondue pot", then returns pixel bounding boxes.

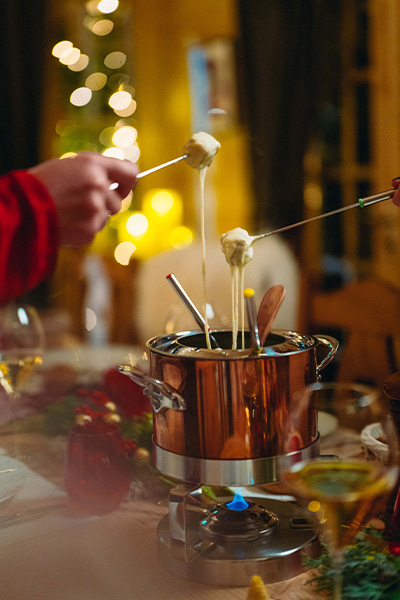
[121,330,338,464]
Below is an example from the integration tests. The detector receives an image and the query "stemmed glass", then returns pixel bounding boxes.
[0,304,44,399]
[281,382,400,600]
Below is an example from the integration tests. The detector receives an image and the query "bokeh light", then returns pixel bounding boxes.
[70,87,92,106]
[151,190,175,215]
[304,183,323,210]
[52,41,73,58]
[97,0,119,14]
[126,213,149,237]
[104,51,126,69]
[68,54,90,72]
[60,47,81,66]
[99,126,115,146]
[102,147,124,159]
[123,144,140,163]
[112,126,137,148]
[119,192,133,212]
[109,90,132,111]
[60,152,78,159]
[86,72,107,90]
[92,19,114,35]
[113,99,137,117]
[114,241,136,265]
[170,226,193,249]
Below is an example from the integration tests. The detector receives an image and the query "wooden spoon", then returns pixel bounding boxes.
[257,285,286,346]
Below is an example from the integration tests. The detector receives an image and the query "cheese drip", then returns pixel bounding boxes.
[221,228,255,349]
[184,132,220,349]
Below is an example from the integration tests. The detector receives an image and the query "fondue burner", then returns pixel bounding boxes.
[154,438,322,586]
[120,329,338,586]
[157,483,320,587]
[198,496,278,543]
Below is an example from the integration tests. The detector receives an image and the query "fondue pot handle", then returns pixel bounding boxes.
[118,365,186,413]
[314,335,339,373]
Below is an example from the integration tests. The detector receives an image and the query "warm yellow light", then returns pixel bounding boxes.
[70,87,92,106]
[86,0,100,15]
[102,147,124,159]
[308,500,321,513]
[86,72,107,90]
[99,127,115,146]
[113,99,137,117]
[92,19,114,36]
[114,241,136,265]
[60,152,77,159]
[52,40,73,58]
[60,47,81,66]
[126,213,148,237]
[143,188,182,220]
[119,192,133,212]
[109,91,132,111]
[170,226,193,249]
[97,0,119,14]
[112,126,137,148]
[304,183,323,211]
[68,54,89,72]
[123,144,140,163]
[151,191,175,215]
[104,51,126,69]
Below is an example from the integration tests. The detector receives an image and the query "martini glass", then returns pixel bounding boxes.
[281,382,400,600]
[0,304,44,399]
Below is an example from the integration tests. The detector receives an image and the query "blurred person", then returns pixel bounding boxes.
[0,152,138,304]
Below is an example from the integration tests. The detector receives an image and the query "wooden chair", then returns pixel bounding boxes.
[298,276,400,389]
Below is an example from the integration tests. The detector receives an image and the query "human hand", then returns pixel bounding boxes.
[29,152,138,246]
[392,176,400,207]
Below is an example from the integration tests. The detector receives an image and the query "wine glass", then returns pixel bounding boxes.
[0,304,44,399]
[281,382,400,600]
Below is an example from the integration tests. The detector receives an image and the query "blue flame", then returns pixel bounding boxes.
[226,492,249,511]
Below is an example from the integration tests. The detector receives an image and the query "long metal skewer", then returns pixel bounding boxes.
[136,155,187,179]
[252,188,395,241]
[166,273,219,348]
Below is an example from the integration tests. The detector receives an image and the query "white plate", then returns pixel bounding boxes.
[0,456,30,504]
[318,411,338,437]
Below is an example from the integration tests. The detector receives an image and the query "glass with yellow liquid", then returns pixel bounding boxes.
[281,382,400,600]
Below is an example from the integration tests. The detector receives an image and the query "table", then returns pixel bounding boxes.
[0,432,321,600]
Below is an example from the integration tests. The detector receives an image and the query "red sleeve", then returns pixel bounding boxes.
[0,170,59,304]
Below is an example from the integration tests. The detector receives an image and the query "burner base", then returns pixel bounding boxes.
[157,496,321,587]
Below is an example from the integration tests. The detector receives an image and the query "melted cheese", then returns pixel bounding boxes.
[184,132,221,170]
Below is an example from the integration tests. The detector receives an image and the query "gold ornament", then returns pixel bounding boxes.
[247,575,271,600]
[134,447,151,464]
[75,414,92,425]
[104,412,121,424]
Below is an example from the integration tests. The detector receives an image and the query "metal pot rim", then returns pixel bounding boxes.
[146,329,319,360]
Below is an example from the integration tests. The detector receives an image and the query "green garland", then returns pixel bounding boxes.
[304,526,400,600]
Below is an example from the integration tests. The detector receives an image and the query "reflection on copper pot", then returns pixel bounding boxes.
[121,330,338,461]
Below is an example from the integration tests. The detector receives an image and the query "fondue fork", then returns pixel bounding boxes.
[252,188,395,240]
[136,155,187,179]
[109,155,187,191]
[166,273,220,348]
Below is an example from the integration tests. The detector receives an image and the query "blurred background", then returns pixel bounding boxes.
[1,0,400,364]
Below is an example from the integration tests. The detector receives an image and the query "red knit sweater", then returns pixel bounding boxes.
[0,171,58,304]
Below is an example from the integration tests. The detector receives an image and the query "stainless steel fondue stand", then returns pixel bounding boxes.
[120,329,338,586]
